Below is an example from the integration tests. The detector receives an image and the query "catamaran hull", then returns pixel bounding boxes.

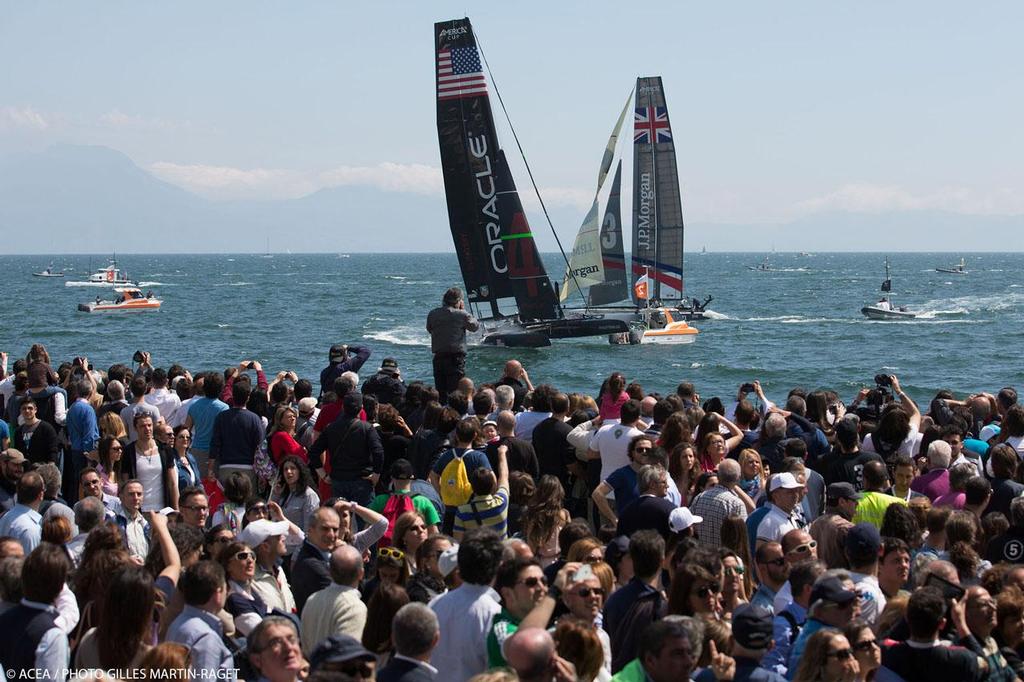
[861,306,917,320]
[935,268,967,275]
[478,316,630,348]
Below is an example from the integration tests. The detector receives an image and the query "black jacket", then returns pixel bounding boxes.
[309,416,384,481]
[377,657,436,682]
[362,372,407,406]
[291,540,331,614]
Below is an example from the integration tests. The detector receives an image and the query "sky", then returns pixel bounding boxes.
[2,1,1023,230]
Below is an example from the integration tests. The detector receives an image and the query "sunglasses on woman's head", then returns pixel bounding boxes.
[378,547,405,561]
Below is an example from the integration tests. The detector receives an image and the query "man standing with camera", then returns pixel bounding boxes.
[426,287,479,401]
[318,343,372,402]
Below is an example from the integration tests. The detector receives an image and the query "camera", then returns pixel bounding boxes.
[132,350,145,363]
[740,383,756,394]
[874,374,893,387]
[245,361,256,370]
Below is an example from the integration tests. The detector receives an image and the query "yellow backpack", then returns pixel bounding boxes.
[440,449,473,507]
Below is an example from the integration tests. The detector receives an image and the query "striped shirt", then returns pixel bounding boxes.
[454,487,509,538]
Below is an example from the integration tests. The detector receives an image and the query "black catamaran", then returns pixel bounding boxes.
[434,18,628,347]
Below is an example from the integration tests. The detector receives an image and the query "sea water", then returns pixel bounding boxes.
[5,252,1022,403]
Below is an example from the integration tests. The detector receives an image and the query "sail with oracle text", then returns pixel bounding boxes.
[632,76,685,302]
[434,17,559,321]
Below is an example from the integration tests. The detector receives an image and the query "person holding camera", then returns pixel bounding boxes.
[318,344,372,403]
[426,287,479,401]
[860,375,922,461]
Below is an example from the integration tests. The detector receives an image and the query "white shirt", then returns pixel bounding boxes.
[755,504,797,545]
[168,396,199,428]
[862,427,922,459]
[590,422,645,481]
[123,511,149,559]
[850,571,886,627]
[145,387,182,423]
[135,449,165,512]
[429,583,501,682]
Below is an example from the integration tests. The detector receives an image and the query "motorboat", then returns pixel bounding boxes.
[860,301,918,320]
[862,258,917,320]
[32,264,64,277]
[747,256,772,271]
[78,287,161,313]
[65,259,137,287]
[936,258,968,275]
[609,307,699,344]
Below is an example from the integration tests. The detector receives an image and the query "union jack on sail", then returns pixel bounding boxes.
[633,106,672,144]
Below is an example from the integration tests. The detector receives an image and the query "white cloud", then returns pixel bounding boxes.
[318,162,442,195]
[148,162,317,200]
[0,106,50,131]
[98,109,193,133]
[795,183,1024,217]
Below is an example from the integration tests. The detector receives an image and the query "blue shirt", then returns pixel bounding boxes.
[605,465,640,514]
[0,503,42,554]
[210,407,265,467]
[750,584,777,612]
[787,618,831,679]
[763,601,807,676]
[66,398,98,453]
[187,397,229,451]
[167,604,234,674]
[695,656,788,682]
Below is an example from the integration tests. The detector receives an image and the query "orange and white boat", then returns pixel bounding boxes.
[640,308,699,344]
[78,287,162,313]
[609,307,699,344]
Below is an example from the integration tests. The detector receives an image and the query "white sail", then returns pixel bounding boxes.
[560,92,633,302]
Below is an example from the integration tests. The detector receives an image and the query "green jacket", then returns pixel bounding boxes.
[611,658,650,682]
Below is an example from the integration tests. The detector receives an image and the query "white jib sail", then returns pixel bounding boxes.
[560,91,633,302]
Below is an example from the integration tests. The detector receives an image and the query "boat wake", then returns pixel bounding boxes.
[701,310,731,320]
[214,282,254,287]
[363,327,430,346]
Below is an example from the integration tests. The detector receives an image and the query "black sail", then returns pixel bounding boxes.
[435,18,514,312]
[587,162,629,306]
[435,18,559,321]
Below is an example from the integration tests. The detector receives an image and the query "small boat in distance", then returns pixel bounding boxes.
[78,287,161,313]
[33,263,64,277]
[747,256,772,272]
[861,258,917,320]
[936,258,968,275]
[65,259,137,287]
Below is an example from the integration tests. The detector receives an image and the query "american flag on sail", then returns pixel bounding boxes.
[437,46,488,101]
[634,106,672,144]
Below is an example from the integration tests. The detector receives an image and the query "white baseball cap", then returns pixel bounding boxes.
[668,507,703,533]
[438,543,460,578]
[980,424,1001,442]
[768,472,804,492]
[237,519,290,548]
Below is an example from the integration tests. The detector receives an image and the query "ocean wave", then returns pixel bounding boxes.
[214,282,253,287]
[136,281,166,287]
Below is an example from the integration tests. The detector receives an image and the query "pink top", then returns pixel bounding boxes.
[599,391,629,420]
[932,491,966,510]
[911,469,950,502]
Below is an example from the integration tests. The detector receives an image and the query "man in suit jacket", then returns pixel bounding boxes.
[377,602,440,681]
[291,507,340,613]
[300,544,366,655]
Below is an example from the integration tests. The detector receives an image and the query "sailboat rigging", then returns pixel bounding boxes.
[434,18,628,348]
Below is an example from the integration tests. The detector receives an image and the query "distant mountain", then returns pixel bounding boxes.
[2,144,1022,254]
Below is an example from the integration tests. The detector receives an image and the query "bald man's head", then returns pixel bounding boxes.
[329,544,364,587]
[505,628,556,681]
